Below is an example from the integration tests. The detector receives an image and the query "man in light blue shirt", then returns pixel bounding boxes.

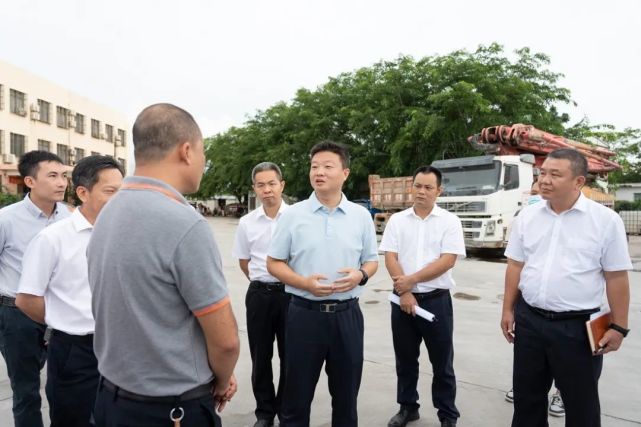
[0,151,70,427]
[268,141,378,427]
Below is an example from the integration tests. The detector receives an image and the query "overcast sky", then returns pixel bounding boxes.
[1,0,640,137]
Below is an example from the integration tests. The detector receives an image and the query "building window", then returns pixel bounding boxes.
[56,106,70,128]
[634,193,641,201]
[117,129,126,146]
[75,148,85,162]
[105,124,113,142]
[91,119,100,139]
[38,139,51,152]
[37,99,51,124]
[57,144,71,165]
[75,113,85,134]
[10,133,26,157]
[0,84,5,110]
[91,151,100,156]
[117,158,127,172]
[10,89,26,116]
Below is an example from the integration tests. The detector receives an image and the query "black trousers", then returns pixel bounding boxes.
[93,384,221,427]
[0,304,46,427]
[46,330,99,427]
[512,299,603,427]
[245,282,289,421]
[280,297,364,427]
[391,291,459,422]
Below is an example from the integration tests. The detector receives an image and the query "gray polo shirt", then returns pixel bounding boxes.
[87,176,229,396]
[0,194,71,297]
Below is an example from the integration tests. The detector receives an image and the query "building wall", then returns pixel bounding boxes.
[0,60,129,194]
[615,184,641,202]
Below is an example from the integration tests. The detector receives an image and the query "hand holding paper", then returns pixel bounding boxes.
[388,293,436,322]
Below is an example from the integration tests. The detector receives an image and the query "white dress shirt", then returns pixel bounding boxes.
[18,208,94,335]
[505,193,633,312]
[0,194,71,297]
[379,205,466,292]
[232,202,288,283]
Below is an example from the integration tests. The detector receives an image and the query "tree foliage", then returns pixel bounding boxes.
[565,120,641,184]
[199,43,601,200]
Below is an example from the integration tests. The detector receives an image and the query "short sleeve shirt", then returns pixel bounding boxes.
[505,194,633,311]
[87,176,229,396]
[379,206,466,292]
[269,192,379,301]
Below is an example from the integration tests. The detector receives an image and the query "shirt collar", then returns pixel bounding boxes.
[257,201,288,219]
[122,176,189,206]
[407,204,444,220]
[22,193,61,219]
[309,192,349,213]
[71,207,93,232]
[543,192,589,215]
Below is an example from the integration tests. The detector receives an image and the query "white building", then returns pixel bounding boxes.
[0,59,129,195]
[614,183,641,202]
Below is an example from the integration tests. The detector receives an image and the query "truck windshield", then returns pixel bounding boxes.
[440,161,501,196]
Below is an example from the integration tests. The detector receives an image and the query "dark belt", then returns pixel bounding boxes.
[100,377,212,403]
[0,295,16,307]
[51,329,94,344]
[249,281,285,292]
[392,288,449,300]
[525,302,599,321]
[291,295,358,313]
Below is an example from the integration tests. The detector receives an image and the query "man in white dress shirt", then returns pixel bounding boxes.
[17,155,124,427]
[501,148,632,427]
[0,150,70,427]
[379,165,465,427]
[232,162,288,427]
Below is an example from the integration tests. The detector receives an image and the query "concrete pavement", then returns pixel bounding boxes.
[1,218,639,426]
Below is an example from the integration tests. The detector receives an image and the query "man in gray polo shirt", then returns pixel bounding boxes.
[87,103,240,427]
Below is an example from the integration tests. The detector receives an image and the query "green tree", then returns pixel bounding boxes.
[565,120,641,184]
[200,43,579,200]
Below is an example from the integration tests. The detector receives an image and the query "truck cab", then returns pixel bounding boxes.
[433,154,535,249]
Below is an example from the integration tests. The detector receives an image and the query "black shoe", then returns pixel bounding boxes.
[388,408,420,427]
[441,419,457,427]
[253,419,274,427]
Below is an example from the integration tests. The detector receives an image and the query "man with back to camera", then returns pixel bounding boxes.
[232,161,289,427]
[87,103,240,426]
[267,141,379,427]
[501,148,632,427]
[16,155,124,427]
[379,165,465,427]
[0,150,70,427]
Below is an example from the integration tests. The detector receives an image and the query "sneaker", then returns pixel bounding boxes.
[548,390,565,417]
[505,388,514,403]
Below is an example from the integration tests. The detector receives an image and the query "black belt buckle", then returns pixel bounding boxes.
[320,303,337,313]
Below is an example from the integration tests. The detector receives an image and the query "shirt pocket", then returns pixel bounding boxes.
[563,237,600,272]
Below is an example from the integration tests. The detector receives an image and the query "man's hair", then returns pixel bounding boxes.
[309,140,350,168]
[18,151,64,179]
[413,165,442,187]
[132,103,202,163]
[72,155,124,191]
[251,162,283,183]
[547,148,588,178]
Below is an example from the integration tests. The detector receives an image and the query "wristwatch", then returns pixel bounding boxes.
[357,268,369,286]
[608,323,630,337]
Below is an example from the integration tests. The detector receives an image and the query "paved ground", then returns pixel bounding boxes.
[1,218,640,426]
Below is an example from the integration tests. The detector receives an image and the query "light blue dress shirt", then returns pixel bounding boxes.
[0,194,71,297]
[269,192,379,301]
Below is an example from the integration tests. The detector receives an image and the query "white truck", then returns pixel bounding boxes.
[370,124,620,249]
